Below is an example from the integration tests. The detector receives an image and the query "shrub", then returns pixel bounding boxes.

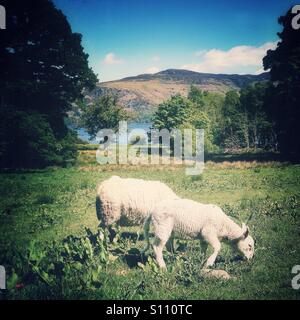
[6,227,110,298]
[0,111,77,169]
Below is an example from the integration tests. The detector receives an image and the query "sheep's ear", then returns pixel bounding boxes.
[241,223,249,239]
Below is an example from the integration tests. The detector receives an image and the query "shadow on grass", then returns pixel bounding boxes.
[123,248,148,268]
[120,231,143,241]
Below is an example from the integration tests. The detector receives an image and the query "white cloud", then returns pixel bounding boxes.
[194,50,207,57]
[102,52,123,65]
[145,66,160,74]
[151,55,161,62]
[182,42,277,74]
[254,67,267,75]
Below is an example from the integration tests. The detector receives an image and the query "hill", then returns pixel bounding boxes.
[86,69,269,118]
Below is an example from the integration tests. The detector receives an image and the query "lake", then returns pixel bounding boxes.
[76,122,152,144]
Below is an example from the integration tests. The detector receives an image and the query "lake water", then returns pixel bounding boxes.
[76,122,152,144]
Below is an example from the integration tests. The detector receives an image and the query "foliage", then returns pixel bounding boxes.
[0,110,78,168]
[152,92,219,152]
[80,95,129,139]
[220,90,244,149]
[263,7,300,156]
[0,0,97,115]
[188,85,205,109]
[240,83,276,149]
[0,0,97,169]
[152,83,278,153]
[153,95,193,131]
[7,227,110,298]
[76,144,99,151]
[219,85,275,150]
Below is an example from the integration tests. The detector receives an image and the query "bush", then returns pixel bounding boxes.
[6,228,110,299]
[76,144,99,151]
[0,110,77,169]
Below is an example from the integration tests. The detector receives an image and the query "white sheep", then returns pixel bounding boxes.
[144,198,254,269]
[96,176,179,228]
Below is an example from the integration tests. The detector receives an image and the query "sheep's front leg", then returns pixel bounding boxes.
[202,228,221,268]
[153,237,168,269]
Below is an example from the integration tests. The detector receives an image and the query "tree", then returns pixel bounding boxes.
[80,95,128,139]
[263,7,300,156]
[152,95,193,131]
[188,85,205,110]
[153,94,217,153]
[221,90,245,149]
[0,110,78,168]
[0,0,97,168]
[240,83,276,149]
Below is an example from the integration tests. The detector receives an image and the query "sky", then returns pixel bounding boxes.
[53,0,296,82]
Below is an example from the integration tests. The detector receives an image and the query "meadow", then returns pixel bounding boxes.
[0,150,300,300]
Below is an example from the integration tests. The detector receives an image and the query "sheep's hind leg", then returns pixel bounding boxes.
[202,228,221,268]
[152,216,173,269]
[200,240,208,256]
[153,237,168,269]
[141,216,151,254]
[166,236,175,253]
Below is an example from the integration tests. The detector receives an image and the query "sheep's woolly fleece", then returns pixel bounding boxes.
[152,199,245,241]
[149,198,254,269]
[96,176,179,226]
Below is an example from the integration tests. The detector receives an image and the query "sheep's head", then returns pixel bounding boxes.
[236,223,255,260]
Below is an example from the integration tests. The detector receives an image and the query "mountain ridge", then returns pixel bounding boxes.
[118,69,269,85]
[87,69,269,118]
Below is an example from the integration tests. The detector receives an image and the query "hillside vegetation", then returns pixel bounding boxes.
[90,69,269,116]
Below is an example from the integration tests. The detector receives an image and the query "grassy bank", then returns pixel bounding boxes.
[0,151,300,299]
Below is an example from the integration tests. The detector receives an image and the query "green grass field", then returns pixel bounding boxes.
[0,150,300,299]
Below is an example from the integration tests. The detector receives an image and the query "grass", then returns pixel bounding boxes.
[0,150,300,300]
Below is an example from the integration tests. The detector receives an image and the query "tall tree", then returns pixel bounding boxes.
[152,94,216,152]
[152,95,193,131]
[221,90,245,149]
[0,0,97,168]
[188,85,205,110]
[80,95,128,139]
[240,83,276,149]
[263,7,300,156]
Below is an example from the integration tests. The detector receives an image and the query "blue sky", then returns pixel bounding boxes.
[53,0,296,81]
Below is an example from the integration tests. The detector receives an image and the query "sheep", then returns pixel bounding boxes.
[96,176,179,233]
[144,198,254,269]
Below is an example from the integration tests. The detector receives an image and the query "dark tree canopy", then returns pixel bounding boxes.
[263,7,300,156]
[0,0,97,168]
[0,0,97,115]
